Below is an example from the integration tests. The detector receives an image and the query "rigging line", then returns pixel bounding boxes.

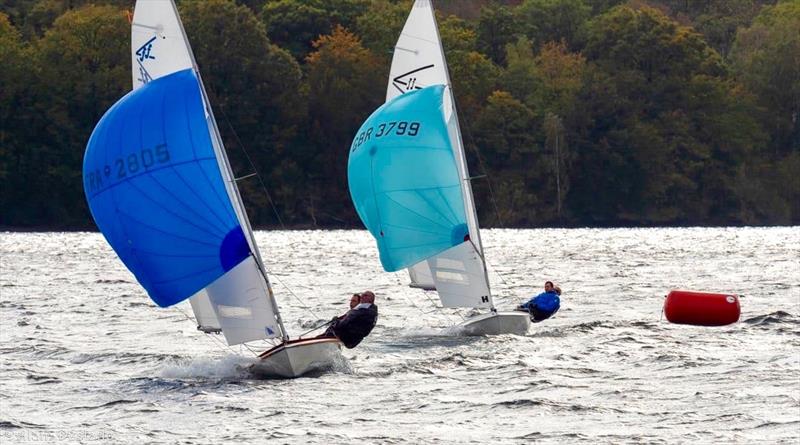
[484,256,527,305]
[261,266,320,320]
[172,306,240,356]
[241,343,259,357]
[421,287,463,323]
[393,271,437,321]
[484,256,510,287]
[453,96,505,228]
[213,97,285,229]
[297,319,335,339]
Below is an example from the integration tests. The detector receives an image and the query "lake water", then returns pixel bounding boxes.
[1,228,798,444]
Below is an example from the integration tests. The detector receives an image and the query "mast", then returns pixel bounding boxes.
[427,1,495,310]
[168,0,289,341]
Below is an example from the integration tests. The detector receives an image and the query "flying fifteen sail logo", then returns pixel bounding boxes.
[391,64,434,94]
[135,36,156,85]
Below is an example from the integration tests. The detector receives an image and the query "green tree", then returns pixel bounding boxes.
[500,36,537,105]
[28,4,129,226]
[500,38,585,117]
[530,40,585,116]
[181,0,305,226]
[354,0,410,58]
[438,13,477,53]
[261,0,368,60]
[448,49,500,121]
[569,5,766,224]
[730,0,800,221]
[476,1,520,66]
[304,26,383,225]
[731,0,800,155]
[5,0,132,39]
[585,5,724,81]
[693,0,766,58]
[472,91,541,225]
[438,12,500,120]
[0,13,34,224]
[515,0,591,50]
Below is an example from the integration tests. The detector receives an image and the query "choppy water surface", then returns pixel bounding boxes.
[1,228,798,444]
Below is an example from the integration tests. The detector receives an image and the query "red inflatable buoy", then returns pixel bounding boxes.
[663,290,741,326]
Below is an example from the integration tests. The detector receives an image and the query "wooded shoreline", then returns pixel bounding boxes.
[1,0,798,229]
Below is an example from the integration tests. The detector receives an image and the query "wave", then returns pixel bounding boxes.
[743,311,798,327]
[69,399,139,411]
[0,420,43,429]
[25,374,61,385]
[69,351,184,366]
[158,355,258,380]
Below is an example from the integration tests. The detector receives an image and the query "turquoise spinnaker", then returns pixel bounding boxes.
[83,69,249,307]
[348,85,468,272]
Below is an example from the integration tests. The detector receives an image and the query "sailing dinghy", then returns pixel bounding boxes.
[349,0,530,336]
[83,0,342,378]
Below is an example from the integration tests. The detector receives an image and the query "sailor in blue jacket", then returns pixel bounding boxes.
[516,281,561,322]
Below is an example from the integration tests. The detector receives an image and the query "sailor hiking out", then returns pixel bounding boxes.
[320,291,378,348]
[517,281,561,322]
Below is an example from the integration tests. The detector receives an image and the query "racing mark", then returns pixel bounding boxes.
[391,64,434,94]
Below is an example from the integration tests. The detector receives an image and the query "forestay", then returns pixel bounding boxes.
[386,0,491,308]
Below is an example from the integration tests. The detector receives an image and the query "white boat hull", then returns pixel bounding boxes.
[252,338,344,378]
[456,311,531,336]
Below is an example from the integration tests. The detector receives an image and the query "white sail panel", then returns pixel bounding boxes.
[203,256,281,345]
[188,291,221,332]
[131,0,193,89]
[427,243,491,308]
[409,262,436,290]
[387,0,448,102]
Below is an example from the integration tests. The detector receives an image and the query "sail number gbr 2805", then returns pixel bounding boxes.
[85,143,171,193]
[351,121,421,153]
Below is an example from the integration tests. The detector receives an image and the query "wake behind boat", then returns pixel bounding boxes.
[347,0,530,336]
[83,0,344,378]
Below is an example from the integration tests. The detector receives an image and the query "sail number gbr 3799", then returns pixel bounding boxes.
[351,121,421,153]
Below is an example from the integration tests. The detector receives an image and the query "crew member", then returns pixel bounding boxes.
[516,281,561,322]
[321,291,378,348]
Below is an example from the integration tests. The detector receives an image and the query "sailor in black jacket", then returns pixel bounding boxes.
[323,291,378,348]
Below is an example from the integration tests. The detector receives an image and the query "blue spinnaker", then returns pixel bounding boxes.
[348,85,468,272]
[83,68,249,307]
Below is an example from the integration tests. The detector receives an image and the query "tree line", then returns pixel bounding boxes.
[1,0,797,229]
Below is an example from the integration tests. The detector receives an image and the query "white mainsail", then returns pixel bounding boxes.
[130,0,285,345]
[388,0,492,309]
